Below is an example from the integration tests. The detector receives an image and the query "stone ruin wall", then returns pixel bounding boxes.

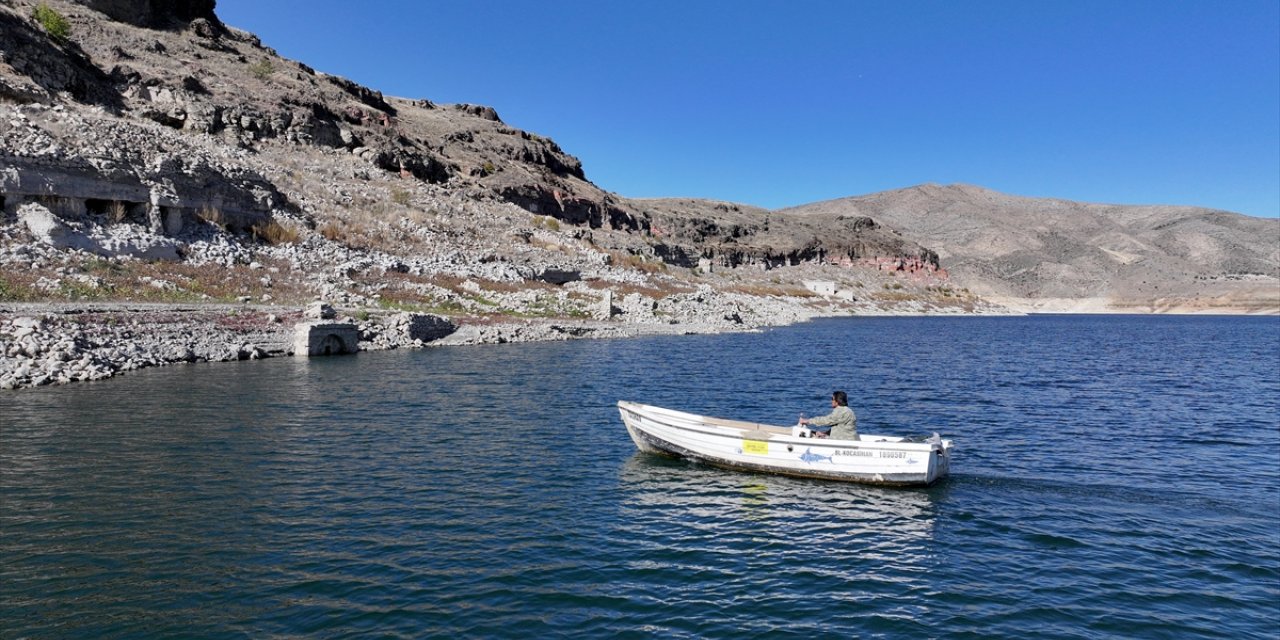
[0,152,275,236]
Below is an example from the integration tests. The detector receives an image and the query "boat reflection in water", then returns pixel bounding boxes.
[614,453,943,612]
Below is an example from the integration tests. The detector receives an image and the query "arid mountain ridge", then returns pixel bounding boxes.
[783,184,1279,312]
[1,0,1276,316]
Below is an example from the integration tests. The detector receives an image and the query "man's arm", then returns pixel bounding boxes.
[806,411,839,427]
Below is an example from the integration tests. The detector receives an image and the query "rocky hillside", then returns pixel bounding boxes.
[2,0,987,355]
[781,184,1280,313]
[0,0,935,269]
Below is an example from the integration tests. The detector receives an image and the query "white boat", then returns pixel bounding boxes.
[618,401,953,486]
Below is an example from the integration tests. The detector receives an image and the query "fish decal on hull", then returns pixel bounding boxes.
[799,447,833,464]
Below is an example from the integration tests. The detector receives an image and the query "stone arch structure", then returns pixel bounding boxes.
[293,322,359,357]
[317,333,346,356]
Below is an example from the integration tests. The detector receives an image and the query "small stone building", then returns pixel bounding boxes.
[293,322,359,356]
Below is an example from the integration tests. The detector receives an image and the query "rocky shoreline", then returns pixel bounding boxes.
[0,293,1025,391]
[0,296,813,390]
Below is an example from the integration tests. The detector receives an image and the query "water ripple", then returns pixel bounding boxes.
[2,316,1277,638]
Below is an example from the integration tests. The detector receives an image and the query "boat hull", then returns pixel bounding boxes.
[619,401,952,487]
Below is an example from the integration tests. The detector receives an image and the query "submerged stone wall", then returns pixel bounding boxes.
[293,322,359,357]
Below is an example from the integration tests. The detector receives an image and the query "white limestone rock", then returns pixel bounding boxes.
[305,301,336,319]
[18,203,102,253]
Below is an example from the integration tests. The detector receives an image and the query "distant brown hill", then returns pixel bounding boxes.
[779,184,1280,313]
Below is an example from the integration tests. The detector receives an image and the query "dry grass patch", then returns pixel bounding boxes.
[107,201,129,223]
[727,282,818,298]
[349,272,463,314]
[404,207,440,227]
[317,204,447,253]
[579,279,694,299]
[197,206,229,229]
[56,257,314,304]
[0,273,41,301]
[319,221,346,242]
[404,273,551,297]
[471,278,559,295]
[353,272,584,319]
[317,218,394,250]
[873,291,918,302]
[606,250,669,274]
[252,220,300,245]
[532,215,560,232]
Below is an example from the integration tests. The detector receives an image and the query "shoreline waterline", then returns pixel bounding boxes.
[5,299,1275,391]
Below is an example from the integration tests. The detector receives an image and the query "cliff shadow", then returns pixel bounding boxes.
[0,9,125,112]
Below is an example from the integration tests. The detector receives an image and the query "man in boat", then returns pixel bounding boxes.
[800,391,858,440]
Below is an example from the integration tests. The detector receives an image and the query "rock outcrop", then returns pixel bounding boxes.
[0,9,124,109]
[72,0,220,28]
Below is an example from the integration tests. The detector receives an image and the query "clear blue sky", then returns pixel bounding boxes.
[216,0,1280,218]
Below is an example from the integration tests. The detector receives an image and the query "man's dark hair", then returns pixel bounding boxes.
[832,390,848,406]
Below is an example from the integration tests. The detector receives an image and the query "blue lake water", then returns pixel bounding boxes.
[2,315,1278,638]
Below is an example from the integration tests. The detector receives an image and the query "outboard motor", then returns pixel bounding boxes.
[791,423,814,438]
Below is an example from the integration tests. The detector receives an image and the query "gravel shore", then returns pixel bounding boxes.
[0,295,828,391]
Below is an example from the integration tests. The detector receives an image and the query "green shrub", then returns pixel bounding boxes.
[391,189,411,206]
[248,59,276,80]
[33,3,70,41]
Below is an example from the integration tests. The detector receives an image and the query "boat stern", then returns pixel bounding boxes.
[927,438,954,484]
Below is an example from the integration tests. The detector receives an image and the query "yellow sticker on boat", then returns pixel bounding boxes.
[742,439,769,455]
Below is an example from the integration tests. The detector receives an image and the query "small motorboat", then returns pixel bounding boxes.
[618,401,952,486]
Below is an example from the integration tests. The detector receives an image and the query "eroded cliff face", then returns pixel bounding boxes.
[71,0,218,28]
[632,199,941,272]
[0,8,124,108]
[2,0,938,276]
